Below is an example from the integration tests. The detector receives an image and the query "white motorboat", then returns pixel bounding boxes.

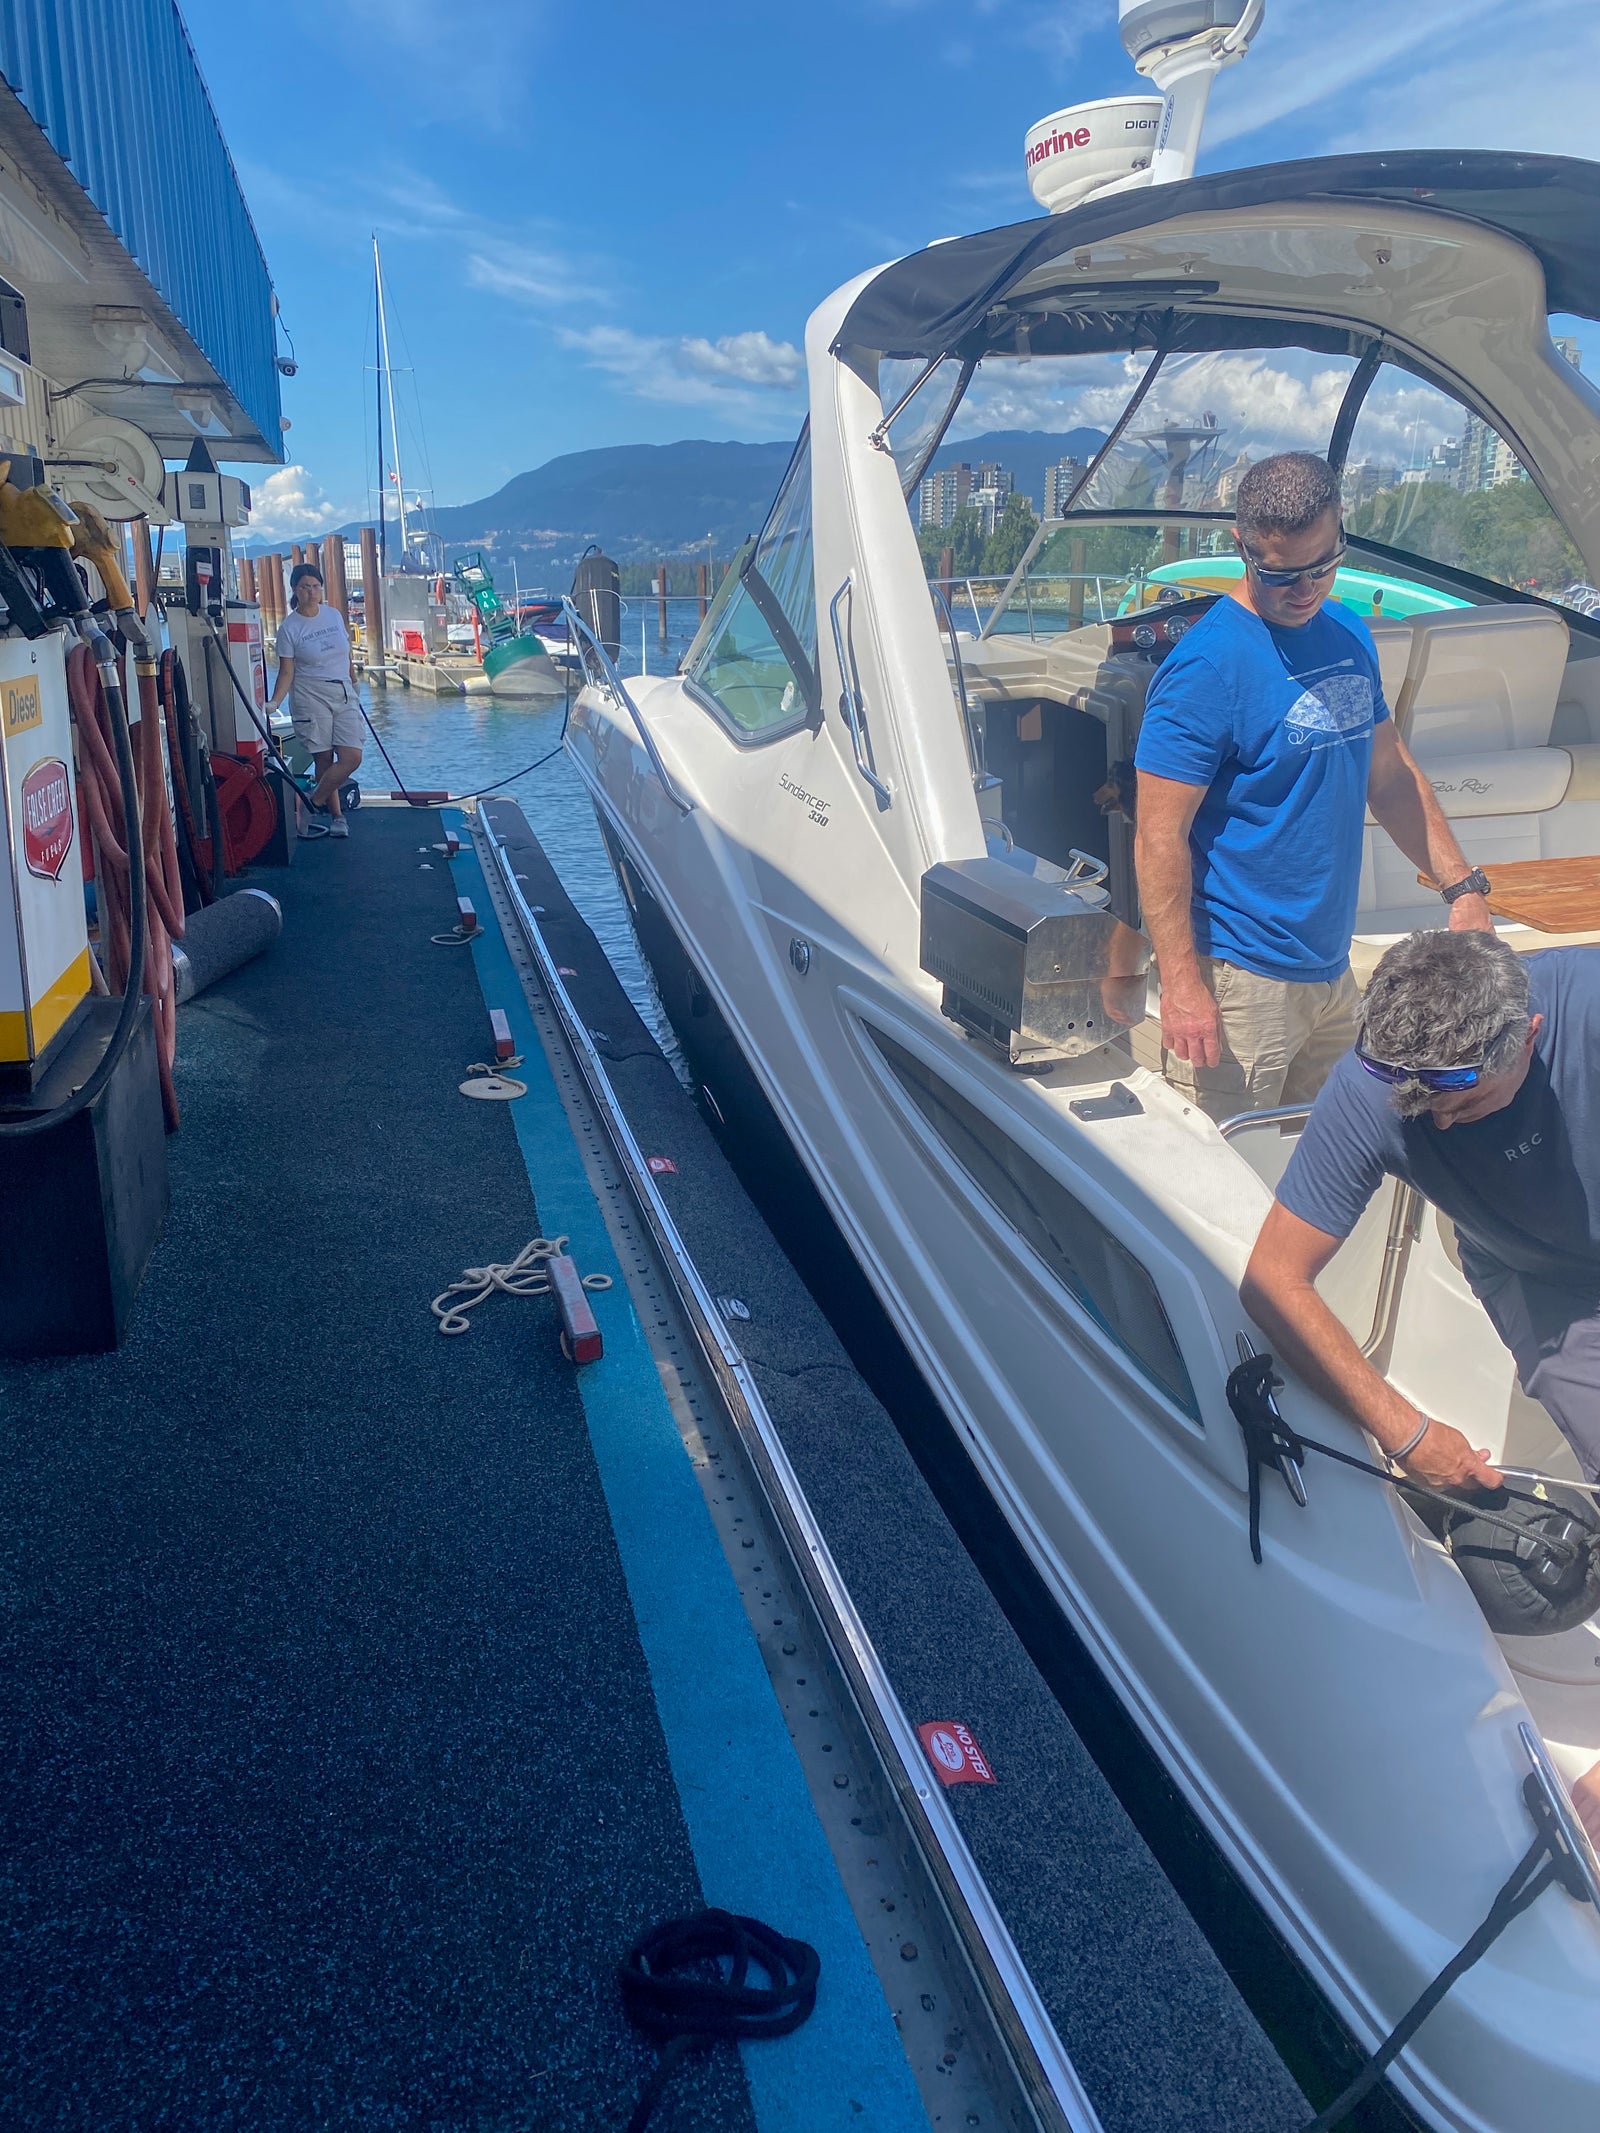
[563,6,1600,2124]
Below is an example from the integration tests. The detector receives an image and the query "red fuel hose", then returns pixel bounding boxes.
[68,640,181,1130]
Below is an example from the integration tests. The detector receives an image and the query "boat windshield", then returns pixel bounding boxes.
[903,342,1600,639]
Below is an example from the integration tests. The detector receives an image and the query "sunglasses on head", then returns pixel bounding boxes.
[1355,1044,1483,1093]
[1241,538,1347,590]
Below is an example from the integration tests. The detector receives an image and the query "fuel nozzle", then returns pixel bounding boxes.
[0,463,89,620]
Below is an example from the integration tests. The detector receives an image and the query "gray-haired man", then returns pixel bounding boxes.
[1242,931,1600,1492]
[1135,450,1493,1120]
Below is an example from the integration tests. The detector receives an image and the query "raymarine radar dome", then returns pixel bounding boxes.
[1025,95,1165,215]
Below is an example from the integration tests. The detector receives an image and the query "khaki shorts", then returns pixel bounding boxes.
[290,677,363,753]
[1161,958,1361,1123]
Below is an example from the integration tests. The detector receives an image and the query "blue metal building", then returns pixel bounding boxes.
[0,0,280,460]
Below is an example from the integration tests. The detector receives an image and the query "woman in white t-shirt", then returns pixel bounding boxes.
[266,562,364,839]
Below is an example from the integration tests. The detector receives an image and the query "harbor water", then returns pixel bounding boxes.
[360,595,702,1055]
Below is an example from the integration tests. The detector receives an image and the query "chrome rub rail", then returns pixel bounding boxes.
[477,806,1101,2133]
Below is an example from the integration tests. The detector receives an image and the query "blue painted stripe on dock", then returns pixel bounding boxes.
[449,825,929,2133]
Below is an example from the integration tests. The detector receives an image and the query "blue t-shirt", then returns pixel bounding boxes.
[1135,596,1389,981]
[1277,949,1600,1296]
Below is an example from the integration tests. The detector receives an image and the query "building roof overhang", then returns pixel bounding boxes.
[0,79,278,463]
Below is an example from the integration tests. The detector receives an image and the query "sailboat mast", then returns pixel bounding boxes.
[372,235,388,578]
[373,237,411,563]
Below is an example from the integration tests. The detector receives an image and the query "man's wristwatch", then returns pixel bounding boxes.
[1441,867,1491,904]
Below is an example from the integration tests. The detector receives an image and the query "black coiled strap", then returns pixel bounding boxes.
[618,1908,820,2132]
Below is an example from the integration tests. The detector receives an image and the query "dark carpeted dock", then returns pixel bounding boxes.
[0,809,920,2132]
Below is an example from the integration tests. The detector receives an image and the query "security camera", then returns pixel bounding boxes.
[275,356,299,377]
[1118,0,1255,63]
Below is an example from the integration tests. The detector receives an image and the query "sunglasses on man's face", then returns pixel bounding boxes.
[1355,1045,1484,1093]
[1241,538,1347,590]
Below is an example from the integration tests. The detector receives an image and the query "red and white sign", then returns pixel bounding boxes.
[646,1155,678,1176]
[916,1720,996,1787]
[21,756,73,880]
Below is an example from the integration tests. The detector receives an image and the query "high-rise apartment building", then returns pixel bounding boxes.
[1043,457,1084,518]
[917,461,973,528]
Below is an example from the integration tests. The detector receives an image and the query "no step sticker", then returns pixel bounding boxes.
[916,1720,996,1786]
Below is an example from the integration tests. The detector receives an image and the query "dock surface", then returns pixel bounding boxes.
[0,810,915,2131]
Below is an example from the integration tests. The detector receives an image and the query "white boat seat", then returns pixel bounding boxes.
[1364,746,1573,823]
[1562,742,1600,801]
[1395,604,1569,754]
[1364,615,1415,717]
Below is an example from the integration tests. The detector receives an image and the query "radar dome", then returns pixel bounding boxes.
[1024,96,1164,217]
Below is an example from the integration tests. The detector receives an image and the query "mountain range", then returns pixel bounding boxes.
[248,428,1108,581]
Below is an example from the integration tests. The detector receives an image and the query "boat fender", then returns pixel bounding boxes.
[1437,1484,1600,1637]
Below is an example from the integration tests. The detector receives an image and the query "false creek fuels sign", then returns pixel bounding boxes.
[21,756,73,879]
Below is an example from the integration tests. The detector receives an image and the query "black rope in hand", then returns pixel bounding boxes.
[1302,1772,1592,2130]
[1224,1356,1590,1567]
[617,1908,819,2133]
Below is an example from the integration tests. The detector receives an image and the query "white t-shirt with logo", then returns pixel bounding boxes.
[276,605,351,684]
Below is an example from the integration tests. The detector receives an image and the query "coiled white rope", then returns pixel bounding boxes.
[430,1234,612,1336]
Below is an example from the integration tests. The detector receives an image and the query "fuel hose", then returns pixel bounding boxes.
[0,622,148,1138]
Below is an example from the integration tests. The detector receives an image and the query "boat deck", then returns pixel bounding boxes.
[0,803,1315,2130]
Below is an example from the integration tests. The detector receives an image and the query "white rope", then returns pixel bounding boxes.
[430,1234,613,1336]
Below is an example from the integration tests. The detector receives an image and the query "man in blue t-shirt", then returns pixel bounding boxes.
[1242,930,1600,1491]
[1134,451,1492,1120]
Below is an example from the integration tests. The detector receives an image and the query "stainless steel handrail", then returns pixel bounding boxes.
[930,582,983,783]
[476,807,1099,2132]
[561,594,694,815]
[828,574,893,810]
[1220,1106,1423,1360]
[1217,1103,1314,1141]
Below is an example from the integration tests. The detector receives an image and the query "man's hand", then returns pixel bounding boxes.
[1160,966,1223,1068]
[1573,1759,1600,1853]
[1394,1417,1502,1491]
[1447,891,1496,935]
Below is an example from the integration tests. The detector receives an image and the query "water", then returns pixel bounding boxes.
[360,663,680,1059]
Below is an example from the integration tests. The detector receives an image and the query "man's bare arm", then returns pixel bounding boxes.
[1134,770,1222,1067]
[1241,1200,1501,1489]
[1366,722,1494,935]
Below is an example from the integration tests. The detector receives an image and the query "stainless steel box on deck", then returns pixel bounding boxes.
[920,855,1147,1068]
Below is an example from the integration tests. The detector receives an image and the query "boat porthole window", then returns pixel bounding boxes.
[685,426,820,743]
[868,1025,1200,1421]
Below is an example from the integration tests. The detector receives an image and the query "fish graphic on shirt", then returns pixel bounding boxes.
[1282,661,1375,749]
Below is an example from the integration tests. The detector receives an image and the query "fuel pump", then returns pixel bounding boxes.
[0,462,169,1355]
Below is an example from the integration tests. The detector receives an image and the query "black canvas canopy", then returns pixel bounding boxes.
[833,152,1600,361]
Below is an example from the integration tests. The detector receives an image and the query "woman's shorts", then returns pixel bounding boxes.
[290,678,363,752]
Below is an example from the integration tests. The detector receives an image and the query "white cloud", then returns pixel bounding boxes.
[1203,0,1590,157]
[464,239,607,308]
[559,326,804,409]
[247,465,346,542]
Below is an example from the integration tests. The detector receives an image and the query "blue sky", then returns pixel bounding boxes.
[184,0,1600,539]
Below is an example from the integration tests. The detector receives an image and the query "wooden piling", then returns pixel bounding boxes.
[697,560,708,621]
[359,526,384,667]
[261,551,287,630]
[237,554,258,605]
[656,562,669,645]
[321,533,349,623]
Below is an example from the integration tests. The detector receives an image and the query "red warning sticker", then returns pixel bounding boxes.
[646,1155,678,1176]
[21,756,73,880]
[917,1721,996,1786]
[556,966,578,977]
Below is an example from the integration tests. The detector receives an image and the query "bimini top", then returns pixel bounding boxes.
[833,151,1600,361]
